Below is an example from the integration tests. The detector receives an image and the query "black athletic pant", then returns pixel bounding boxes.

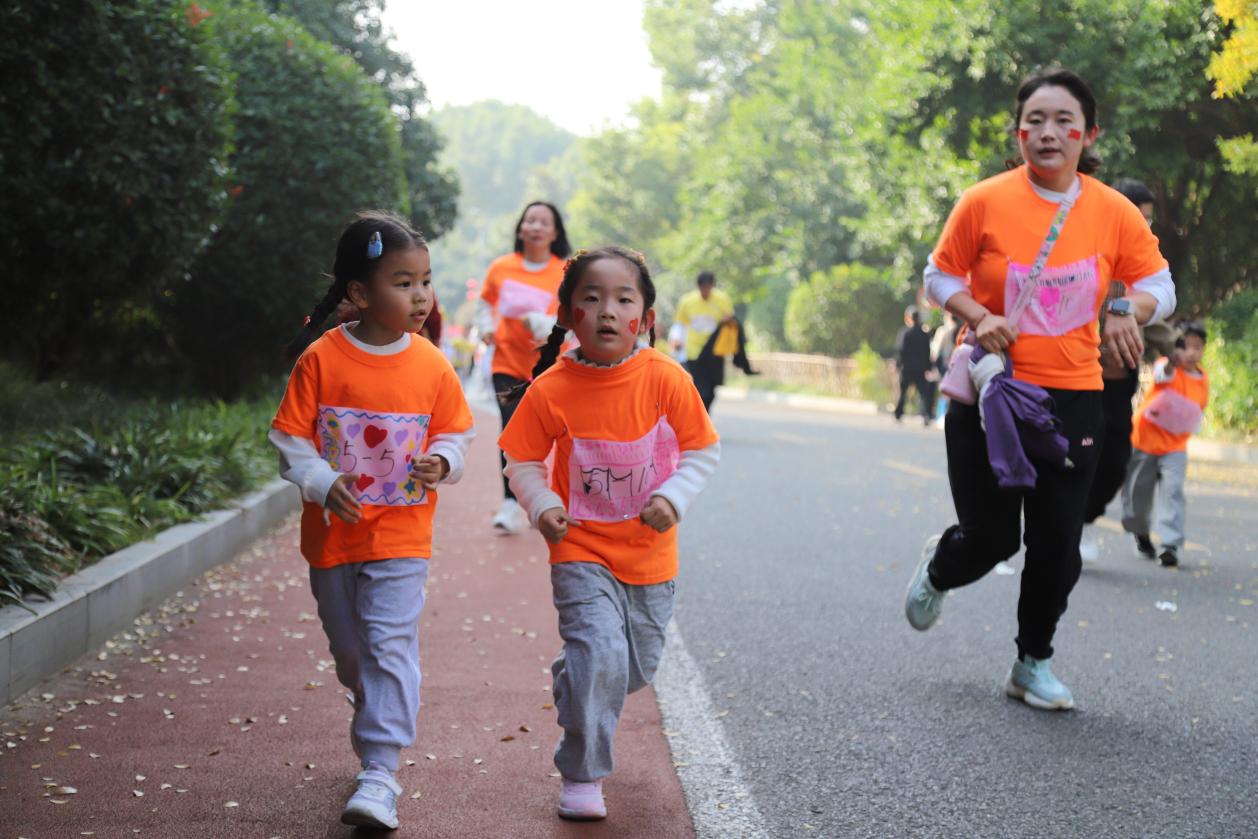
[928,389,1103,661]
[1083,371,1139,524]
[895,371,933,422]
[686,355,724,413]
[492,373,526,500]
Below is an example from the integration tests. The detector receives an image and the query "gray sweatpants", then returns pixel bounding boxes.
[309,557,429,773]
[550,562,675,782]
[1121,448,1188,550]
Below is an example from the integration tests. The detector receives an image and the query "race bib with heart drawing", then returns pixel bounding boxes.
[317,406,431,506]
[1004,255,1100,337]
[568,417,680,523]
[497,278,555,320]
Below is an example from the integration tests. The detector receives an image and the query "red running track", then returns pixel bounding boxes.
[0,411,694,838]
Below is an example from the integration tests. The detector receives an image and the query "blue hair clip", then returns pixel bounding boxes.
[366,231,383,260]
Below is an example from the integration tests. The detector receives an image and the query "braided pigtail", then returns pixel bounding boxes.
[285,276,346,360]
[503,323,567,403]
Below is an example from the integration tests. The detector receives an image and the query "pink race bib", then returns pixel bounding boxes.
[568,418,680,522]
[497,278,554,320]
[317,406,431,506]
[1143,389,1204,436]
[1005,256,1099,337]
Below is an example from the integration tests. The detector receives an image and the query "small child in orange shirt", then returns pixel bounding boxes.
[498,247,720,821]
[1121,321,1209,568]
[270,211,474,830]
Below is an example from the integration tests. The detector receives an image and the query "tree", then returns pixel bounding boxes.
[785,264,904,357]
[1209,0,1258,177]
[170,3,407,397]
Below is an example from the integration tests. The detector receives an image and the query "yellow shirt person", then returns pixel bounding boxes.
[674,280,734,361]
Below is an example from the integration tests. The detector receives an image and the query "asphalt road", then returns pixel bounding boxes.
[674,398,1257,839]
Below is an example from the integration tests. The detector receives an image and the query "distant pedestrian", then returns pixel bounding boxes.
[929,312,960,423]
[674,270,735,412]
[1121,322,1209,568]
[272,211,475,831]
[475,201,572,534]
[1078,179,1156,563]
[904,69,1175,711]
[895,306,934,425]
[499,247,719,821]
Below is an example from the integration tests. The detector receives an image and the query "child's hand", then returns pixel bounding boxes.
[326,474,364,524]
[411,454,449,489]
[538,507,581,544]
[639,496,679,533]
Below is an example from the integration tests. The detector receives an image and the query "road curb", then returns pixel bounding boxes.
[1189,437,1258,465]
[717,386,879,416]
[0,479,299,706]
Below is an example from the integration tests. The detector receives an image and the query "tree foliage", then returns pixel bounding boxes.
[785,265,903,357]
[0,0,234,379]
[171,2,407,397]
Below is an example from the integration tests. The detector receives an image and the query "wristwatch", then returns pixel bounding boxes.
[1106,298,1134,317]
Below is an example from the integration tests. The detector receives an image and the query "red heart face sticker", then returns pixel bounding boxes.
[1018,129,1029,141]
[355,475,375,492]
[1067,128,1082,140]
[629,319,639,334]
[573,308,586,324]
[363,425,387,449]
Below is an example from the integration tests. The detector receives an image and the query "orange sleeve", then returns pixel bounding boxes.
[271,352,320,439]
[480,261,500,306]
[1112,198,1169,285]
[498,385,559,462]
[931,188,984,279]
[429,362,474,438]
[667,366,720,451]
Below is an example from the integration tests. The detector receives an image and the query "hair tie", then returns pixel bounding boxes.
[366,231,383,260]
[303,315,312,326]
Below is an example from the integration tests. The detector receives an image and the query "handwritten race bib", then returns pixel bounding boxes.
[1004,256,1099,337]
[1143,389,1204,436]
[317,406,431,506]
[568,418,680,523]
[497,278,554,320]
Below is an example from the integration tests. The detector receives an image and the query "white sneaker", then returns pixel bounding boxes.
[341,768,401,830]
[1079,525,1099,564]
[492,498,527,534]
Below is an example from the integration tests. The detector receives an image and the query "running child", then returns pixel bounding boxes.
[1121,321,1209,568]
[270,211,474,830]
[498,247,720,820]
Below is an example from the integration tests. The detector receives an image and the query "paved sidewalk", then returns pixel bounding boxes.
[0,412,694,838]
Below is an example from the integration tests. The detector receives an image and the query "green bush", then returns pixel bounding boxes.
[784,264,904,357]
[854,341,894,406]
[0,366,276,609]
[171,2,408,397]
[1203,294,1258,438]
[0,0,234,380]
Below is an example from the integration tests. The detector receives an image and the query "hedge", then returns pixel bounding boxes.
[0,0,234,380]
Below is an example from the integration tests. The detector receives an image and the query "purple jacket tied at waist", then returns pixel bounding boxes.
[970,346,1073,491]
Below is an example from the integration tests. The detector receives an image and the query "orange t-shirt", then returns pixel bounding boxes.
[932,166,1168,390]
[480,253,566,381]
[272,327,474,568]
[498,349,719,585]
[1131,361,1209,455]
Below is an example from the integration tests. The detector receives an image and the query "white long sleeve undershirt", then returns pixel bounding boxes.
[504,441,721,528]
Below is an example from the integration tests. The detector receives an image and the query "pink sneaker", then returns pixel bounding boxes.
[558,778,607,821]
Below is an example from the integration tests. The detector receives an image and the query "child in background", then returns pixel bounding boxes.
[1121,321,1209,568]
[270,211,474,830]
[498,247,720,821]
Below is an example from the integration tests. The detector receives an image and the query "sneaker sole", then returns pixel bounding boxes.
[341,806,399,830]
[1004,676,1074,711]
[904,536,942,631]
[558,807,607,821]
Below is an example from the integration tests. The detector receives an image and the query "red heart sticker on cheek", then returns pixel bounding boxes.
[573,308,585,324]
[1067,128,1082,140]
[629,319,639,334]
[1018,129,1029,141]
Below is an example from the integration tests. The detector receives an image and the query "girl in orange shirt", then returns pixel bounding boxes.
[271,211,474,831]
[475,201,573,534]
[498,247,720,821]
[904,69,1176,711]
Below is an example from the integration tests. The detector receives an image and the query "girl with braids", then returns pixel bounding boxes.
[498,246,720,821]
[475,201,572,534]
[270,210,474,831]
